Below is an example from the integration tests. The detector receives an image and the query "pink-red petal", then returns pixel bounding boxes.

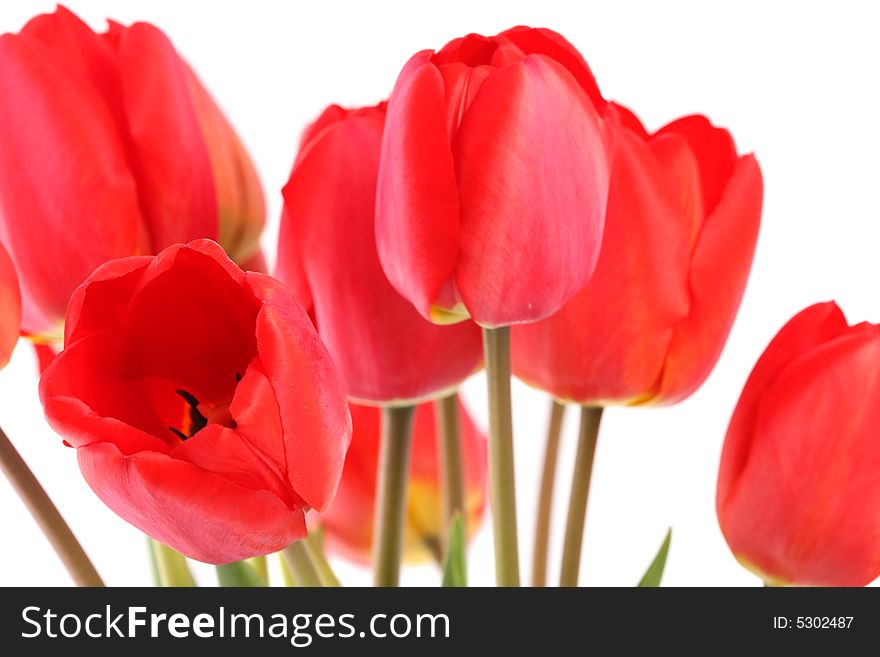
[375,53,461,319]
[453,54,608,326]
[246,272,351,511]
[113,22,217,250]
[0,33,141,333]
[78,442,304,563]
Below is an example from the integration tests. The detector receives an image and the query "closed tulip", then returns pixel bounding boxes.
[277,103,482,404]
[717,302,880,587]
[0,6,264,338]
[0,242,20,368]
[512,106,763,406]
[321,400,487,564]
[39,240,351,564]
[375,26,610,328]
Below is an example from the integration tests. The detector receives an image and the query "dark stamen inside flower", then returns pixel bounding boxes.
[168,426,189,442]
[235,372,242,383]
[168,388,209,441]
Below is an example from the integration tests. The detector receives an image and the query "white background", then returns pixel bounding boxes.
[1,0,878,587]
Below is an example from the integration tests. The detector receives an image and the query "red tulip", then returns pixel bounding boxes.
[39,240,351,563]
[717,302,880,586]
[0,6,264,338]
[277,104,483,404]
[512,106,762,405]
[375,27,610,328]
[0,242,20,369]
[321,400,487,564]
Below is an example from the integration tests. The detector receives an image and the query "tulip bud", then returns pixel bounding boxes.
[512,105,762,406]
[321,400,487,564]
[717,302,880,586]
[40,240,351,564]
[375,27,610,328]
[0,242,20,369]
[277,103,482,404]
[0,7,265,338]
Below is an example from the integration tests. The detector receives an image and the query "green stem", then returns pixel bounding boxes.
[283,540,323,587]
[247,556,268,584]
[559,406,603,587]
[435,392,466,556]
[532,399,567,587]
[279,553,296,586]
[149,539,195,586]
[305,531,341,587]
[482,326,520,587]
[0,424,104,586]
[372,405,416,586]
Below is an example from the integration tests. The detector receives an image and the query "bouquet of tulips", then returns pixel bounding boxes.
[1,6,877,590]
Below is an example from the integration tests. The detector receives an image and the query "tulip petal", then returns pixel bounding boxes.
[21,7,132,141]
[280,110,482,403]
[720,327,880,586]
[654,153,763,403]
[511,124,692,403]
[116,242,259,403]
[0,33,142,333]
[498,26,605,111]
[0,242,21,368]
[453,54,608,326]
[246,272,351,511]
[64,255,152,346]
[184,64,265,263]
[78,442,305,563]
[717,302,848,510]
[39,330,172,453]
[172,423,299,510]
[113,22,217,249]
[657,115,737,214]
[376,52,461,319]
[229,359,288,474]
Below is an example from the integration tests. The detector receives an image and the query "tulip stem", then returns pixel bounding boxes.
[306,530,341,587]
[482,326,520,587]
[559,406,603,587]
[436,392,466,556]
[148,538,195,587]
[283,540,323,587]
[532,399,567,587]
[372,405,416,586]
[0,424,104,586]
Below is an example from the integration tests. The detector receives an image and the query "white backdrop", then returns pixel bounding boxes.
[1,0,878,587]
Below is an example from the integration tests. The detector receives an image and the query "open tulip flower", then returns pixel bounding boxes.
[0,6,265,338]
[321,400,487,564]
[277,103,482,405]
[39,240,351,564]
[717,302,880,587]
[0,242,20,368]
[375,26,610,328]
[512,106,763,406]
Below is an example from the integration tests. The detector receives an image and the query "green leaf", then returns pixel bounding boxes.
[441,513,467,587]
[216,560,266,587]
[638,528,672,587]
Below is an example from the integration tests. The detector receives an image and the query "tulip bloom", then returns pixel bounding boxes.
[277,104,483,404]
[321,400,487,564]
[717,302,880,587]
[39,240,351,563]
[375,27,610,328]
[0,242,20,368]
[0,6,265,337]
[512,106,763,405]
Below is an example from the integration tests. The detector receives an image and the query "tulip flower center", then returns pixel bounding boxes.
[168,374,241,442]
